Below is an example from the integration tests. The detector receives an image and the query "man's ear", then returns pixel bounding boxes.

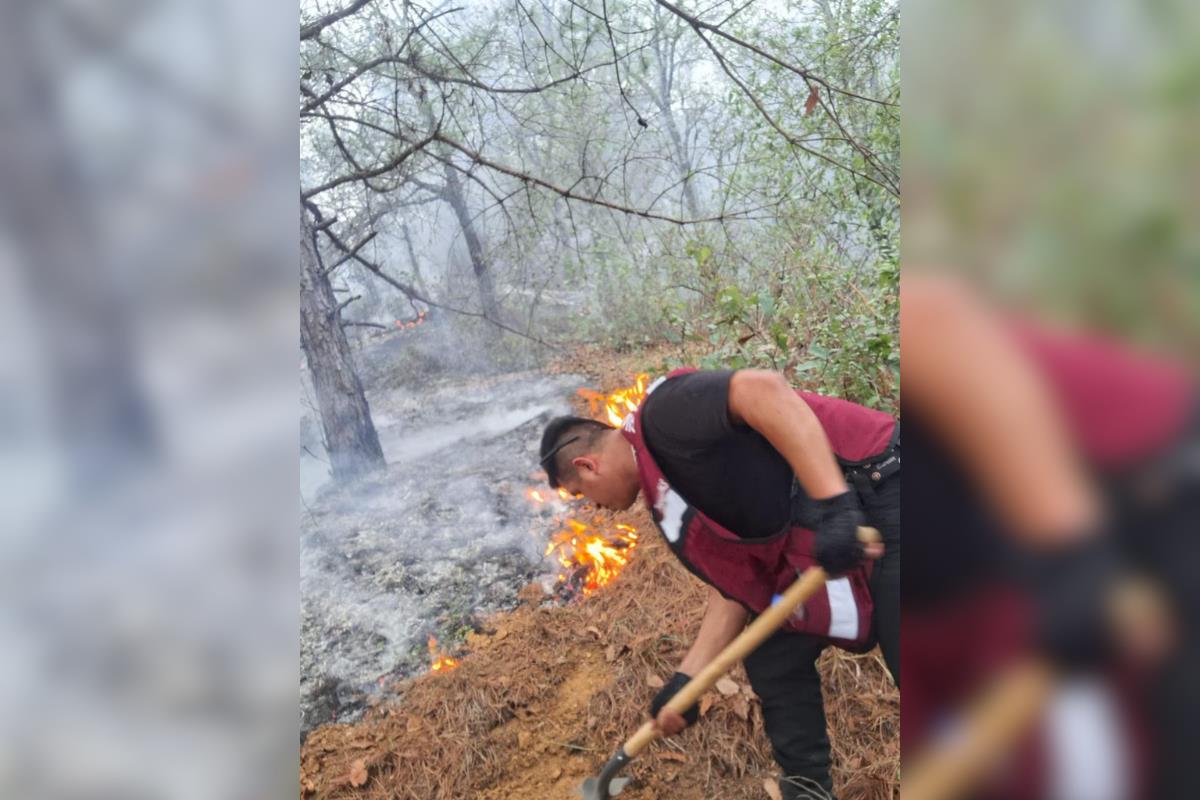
[571,455,598,476]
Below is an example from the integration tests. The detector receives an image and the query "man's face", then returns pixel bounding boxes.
[560,453,640,511]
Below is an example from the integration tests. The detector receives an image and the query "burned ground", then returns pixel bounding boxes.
[301,319,587,736]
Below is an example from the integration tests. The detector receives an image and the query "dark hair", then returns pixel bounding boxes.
[539,416,612,488]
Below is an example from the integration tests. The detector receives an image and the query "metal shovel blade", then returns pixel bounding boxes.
[578,775,631,800]
[578,747,633,799]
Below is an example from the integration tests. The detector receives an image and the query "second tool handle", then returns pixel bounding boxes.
[622,525,881,758]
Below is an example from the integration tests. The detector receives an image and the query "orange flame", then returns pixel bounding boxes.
[522,375,650,595]
[395,310,428,331]
[427,636,459,672]
[543,518,639,595]
[578,373,651,427]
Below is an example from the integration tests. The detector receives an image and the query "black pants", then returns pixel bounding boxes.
[1107,418,1200,800]
[744,474,900,799]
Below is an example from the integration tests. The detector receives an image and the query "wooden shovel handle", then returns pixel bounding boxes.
[901,576,1167,800]
[901,660,1055,800]
[622,526,881,758]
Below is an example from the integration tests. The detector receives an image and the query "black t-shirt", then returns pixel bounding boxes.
[641,370,794,539]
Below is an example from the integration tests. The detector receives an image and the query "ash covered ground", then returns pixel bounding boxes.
[300,322,585,737]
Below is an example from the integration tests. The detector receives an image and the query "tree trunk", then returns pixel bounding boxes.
[659,105,701,218]
[412,89,499,319]
[441,162,499,319]
[649,23,700,218]
[300,213,385,482]
[401,223,430,296]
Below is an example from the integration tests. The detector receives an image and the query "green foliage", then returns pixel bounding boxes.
[672,238,898,410]
[624,0,899,409]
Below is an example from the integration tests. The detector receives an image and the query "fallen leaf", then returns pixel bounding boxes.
[585,626,602,639]
[804,85,820,116]
[715,677,739,696]
[517,731,531,749]
[699,693,716,717]
[658,751,688,762]
[494,628,508,641]
[764,777,783,800]
[604,643,629,663]
[406,716,422,734]
[646,672,665,689]
[349,759,368,788]
[550,767,563,780]
[730,694,750,720]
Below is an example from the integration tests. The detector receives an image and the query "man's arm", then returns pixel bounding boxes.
[727,369,850,500]
[653,587,748,737]
[727,369,884,564]
[678,587,749,675]
[901,274,1100,542]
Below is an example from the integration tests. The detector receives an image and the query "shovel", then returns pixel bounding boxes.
[579,526,881,800]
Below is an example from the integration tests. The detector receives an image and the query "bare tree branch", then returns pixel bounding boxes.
[430,133,736,224]
[600,0,648,128]
[300,6,464,112]
[302,132,437,199]
[332,294,362,317]
[685,25,898,197]
[325,231,378,274]
[305,200,562,350]
[653,0,896,107]
[301,0,378,41]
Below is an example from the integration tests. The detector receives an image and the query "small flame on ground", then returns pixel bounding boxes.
[395,310,428,331]
[543,518,639,595]
[427,636,459,672]
[578,373,651,427]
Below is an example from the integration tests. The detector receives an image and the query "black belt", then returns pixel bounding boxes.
[842,427,901,493]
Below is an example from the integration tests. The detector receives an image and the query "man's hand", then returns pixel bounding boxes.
[811,491,868,574]
[653,707,689,738]
[1026,536,1116,668]
[649,672,697,737]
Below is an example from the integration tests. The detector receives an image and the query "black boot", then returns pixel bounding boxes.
[778,774,835,800]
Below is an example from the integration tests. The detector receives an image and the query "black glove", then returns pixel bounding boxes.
[809,491,865,575]
[650,671,698,727]
[1021,533,1120,670]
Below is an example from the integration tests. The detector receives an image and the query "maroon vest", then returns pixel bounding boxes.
[620,369,897,649]
[1008,321,1194,468]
